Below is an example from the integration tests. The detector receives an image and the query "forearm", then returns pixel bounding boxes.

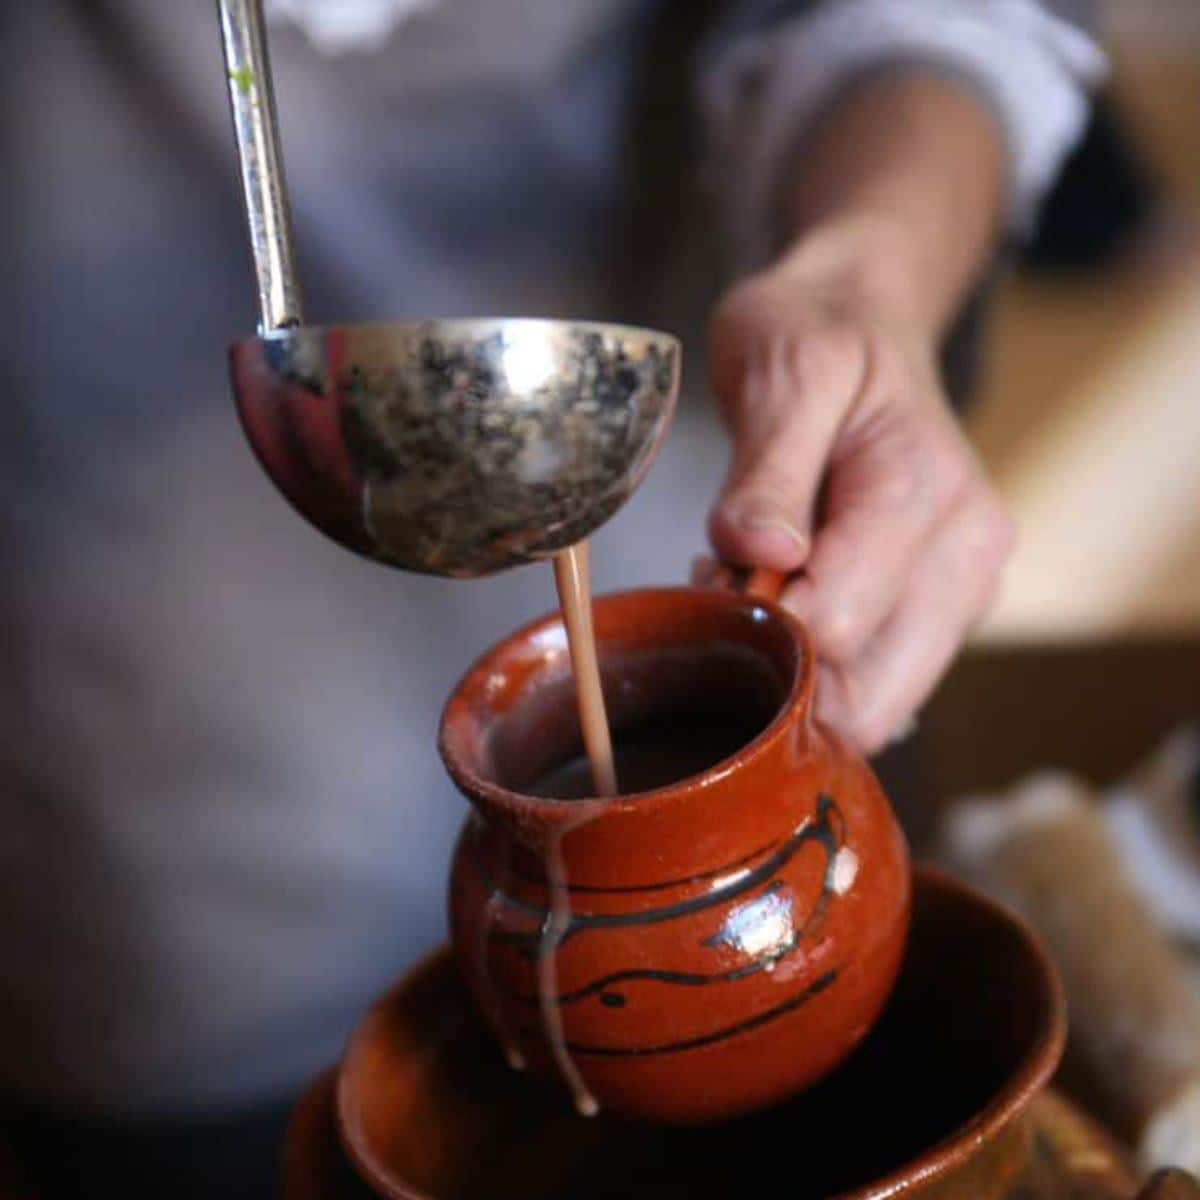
[775,71,1009,339]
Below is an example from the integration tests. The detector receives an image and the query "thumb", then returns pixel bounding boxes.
[708,341,851,572]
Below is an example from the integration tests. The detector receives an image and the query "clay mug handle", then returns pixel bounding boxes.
[725,566,788,605]
[1138,1170,1200,1199]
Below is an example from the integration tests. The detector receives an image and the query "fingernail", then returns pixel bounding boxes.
[733,500,807,550]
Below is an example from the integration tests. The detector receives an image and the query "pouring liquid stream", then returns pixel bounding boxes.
[552,542,618,797]
[527,542,616,1118]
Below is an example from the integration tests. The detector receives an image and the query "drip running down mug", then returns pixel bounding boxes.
[439,572,911,1123]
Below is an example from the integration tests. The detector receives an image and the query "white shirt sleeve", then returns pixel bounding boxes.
[700,0,1108,274]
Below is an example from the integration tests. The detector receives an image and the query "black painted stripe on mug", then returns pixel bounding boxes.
[504,868,844,1008]
[508,836,780,895]
[490,795,841,952]
[558,969,840,1057]
[507,878,832,1006]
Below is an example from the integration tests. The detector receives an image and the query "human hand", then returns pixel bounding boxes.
[700,229,1014,756]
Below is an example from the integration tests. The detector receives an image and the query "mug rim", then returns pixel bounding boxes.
[436,585,816,823]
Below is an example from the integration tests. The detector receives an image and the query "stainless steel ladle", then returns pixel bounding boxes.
[216,0,680,576]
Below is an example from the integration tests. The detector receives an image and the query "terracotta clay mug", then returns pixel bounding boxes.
[438,572,911,1123]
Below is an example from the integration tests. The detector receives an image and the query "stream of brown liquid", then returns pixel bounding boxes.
[552,543,618,797]
[511,548,772,1117]
[536,543,615,1116]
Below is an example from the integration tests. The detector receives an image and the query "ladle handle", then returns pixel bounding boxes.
[216,0,305,332]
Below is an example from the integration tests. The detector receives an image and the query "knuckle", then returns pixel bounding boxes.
[733,460,803,511]
[849,415,937,518]
[788,320,864,393]
[873,459,927,512]
[814,604,870,664]
[929,441,976,510]
[845,707,892,756]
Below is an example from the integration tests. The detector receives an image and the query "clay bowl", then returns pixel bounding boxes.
[316,867,1065,1200]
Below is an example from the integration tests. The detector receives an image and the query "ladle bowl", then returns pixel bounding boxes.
[229,319,680,576]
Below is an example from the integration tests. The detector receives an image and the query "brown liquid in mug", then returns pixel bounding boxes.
[529,716,767,799]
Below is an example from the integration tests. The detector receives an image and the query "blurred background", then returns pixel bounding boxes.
[971,0,1200,641]
[909,0,1200,807]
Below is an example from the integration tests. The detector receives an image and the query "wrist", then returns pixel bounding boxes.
[773,72,1008,338]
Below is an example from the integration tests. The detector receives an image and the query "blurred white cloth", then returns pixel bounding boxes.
[940,724,1200,1177]
[1105,728,1200,949]
[267,0,440,52]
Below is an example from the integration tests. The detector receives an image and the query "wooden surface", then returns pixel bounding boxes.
[915,637,1200,806]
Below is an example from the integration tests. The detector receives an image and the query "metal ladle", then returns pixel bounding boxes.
[216,0,680,576]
